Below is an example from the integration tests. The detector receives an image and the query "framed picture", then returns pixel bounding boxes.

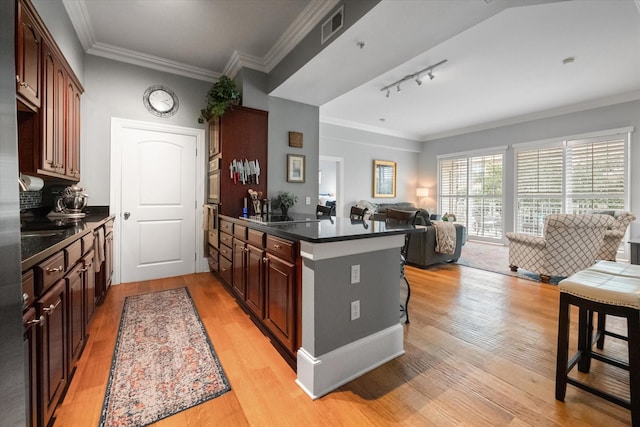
[373,159,396,198]
[287,154,305,183]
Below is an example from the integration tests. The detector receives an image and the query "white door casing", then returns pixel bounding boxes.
[110,118,206,284]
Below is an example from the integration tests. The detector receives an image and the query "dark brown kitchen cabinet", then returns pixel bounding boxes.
[264,252,297,353]
[245,243,265,319]
[232,238,246,299]
[16,0,41,109]
[16,0,84,182]
[23,308,39,427]
[83,251,96,326]
[209,106,268,217]
[37,279,67,427]
[67,262,85,370]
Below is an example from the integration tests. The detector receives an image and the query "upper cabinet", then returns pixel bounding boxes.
[209,106,268,217]
[16,0,84,182]
[16,0,42,109]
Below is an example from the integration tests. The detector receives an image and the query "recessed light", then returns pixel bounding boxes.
[379,118,386,123]
[562,57,575,65]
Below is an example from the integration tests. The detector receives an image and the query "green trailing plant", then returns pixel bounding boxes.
[276,191,298,209]
[197,75,241,123]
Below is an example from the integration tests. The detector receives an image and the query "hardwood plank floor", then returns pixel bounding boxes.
[54,264,632,426]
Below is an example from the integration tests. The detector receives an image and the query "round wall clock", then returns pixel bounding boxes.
[143,85,179,117]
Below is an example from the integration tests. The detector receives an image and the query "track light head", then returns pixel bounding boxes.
[415,76,422,86]
[396,85,401,93]
[428,71,435,80]
[385,89,390,98]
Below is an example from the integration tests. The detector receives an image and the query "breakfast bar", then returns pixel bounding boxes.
[220,214,423,399]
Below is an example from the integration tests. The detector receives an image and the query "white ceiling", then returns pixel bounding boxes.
[63,0,640,141]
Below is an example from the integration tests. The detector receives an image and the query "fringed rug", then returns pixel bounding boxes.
[458,240,563,285]
[100,287,230,427]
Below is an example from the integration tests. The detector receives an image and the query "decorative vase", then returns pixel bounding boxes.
[281,206,289,218]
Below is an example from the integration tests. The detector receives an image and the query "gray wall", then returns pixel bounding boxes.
[267,97,320,214]
[81,55,211,204]
[320,122,422,217]
[0,1,26,425]
[419,99,640,238]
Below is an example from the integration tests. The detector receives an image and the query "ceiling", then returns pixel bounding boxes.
[63,0,640,141]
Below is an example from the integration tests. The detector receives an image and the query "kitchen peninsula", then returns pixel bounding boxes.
[210,214,423,399]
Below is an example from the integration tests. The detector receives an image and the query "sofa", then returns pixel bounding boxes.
[353,201,467,268]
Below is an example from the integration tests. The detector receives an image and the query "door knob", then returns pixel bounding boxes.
[123,212,131,220]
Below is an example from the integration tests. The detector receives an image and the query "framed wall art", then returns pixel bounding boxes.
[287,154,305,183]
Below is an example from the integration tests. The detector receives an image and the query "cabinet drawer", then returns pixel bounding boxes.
[234,224,247,240]
[219,256,232,284]
[82,232,95,254]
[22,270,35,309]
[247,229,265,248]
[208,246,219,271]
[219,231,233,247]
[266,235,297,262]
[219,219,233,234]
[219,243,232,261]
[34,251,65,294]
[208,230,219,248]
[65,239,82,268]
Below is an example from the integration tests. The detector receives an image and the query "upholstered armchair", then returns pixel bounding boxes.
[506,214,615,282]
[597,211,636,261]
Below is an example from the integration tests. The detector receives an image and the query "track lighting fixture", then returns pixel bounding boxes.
[380,59,447,97]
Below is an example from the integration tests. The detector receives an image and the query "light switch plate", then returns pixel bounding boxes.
[351,300,360,320]
[351,264,360,284]
[305,196,311,205]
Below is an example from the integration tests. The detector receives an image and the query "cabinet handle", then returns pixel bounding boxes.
[273,244,282,250]
[23,293,30,306]
[20,82,28,88]
[263,257,269,263]
[26,315,45,326]
[45,265,63,274]
[16,75,20,83]
[79,267,87,273]
[43,300,61,314]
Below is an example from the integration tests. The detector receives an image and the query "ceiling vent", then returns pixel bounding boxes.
[321,6,344,45]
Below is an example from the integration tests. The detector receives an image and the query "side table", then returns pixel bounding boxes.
[631,240,640,265]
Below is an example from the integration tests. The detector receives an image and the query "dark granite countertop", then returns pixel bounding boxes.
[21,207,114,271]
[233,214,423,243]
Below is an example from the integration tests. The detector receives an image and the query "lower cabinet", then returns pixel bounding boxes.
[231,238,246,299]
[23,308,39,427]
[83,251,96,326]
[264,253,297,353]
[67,262,84,370]
[37,279,67,427]
[245,244,265,318]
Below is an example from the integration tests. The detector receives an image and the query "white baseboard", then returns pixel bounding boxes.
[295,323,404,399]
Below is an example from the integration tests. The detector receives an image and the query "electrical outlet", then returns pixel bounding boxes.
[351,264,360,284]
[305,196,311,205]
[351,300,360,320]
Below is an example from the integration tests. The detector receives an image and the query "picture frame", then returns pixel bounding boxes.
[289,131,303,148]
[373,159,396,198]
[287,154,305,183]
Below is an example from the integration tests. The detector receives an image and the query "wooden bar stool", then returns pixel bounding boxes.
[556,268,640,426]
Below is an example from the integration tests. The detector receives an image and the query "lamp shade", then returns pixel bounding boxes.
[416,187,429,197]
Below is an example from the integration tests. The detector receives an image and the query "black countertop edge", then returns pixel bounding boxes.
[222,215,424,244]
[21,213,115,271]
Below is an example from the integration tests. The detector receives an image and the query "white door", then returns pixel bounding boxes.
[119,126,197,282]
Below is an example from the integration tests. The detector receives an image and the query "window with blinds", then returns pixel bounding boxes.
[515,133,627,235]
[439,152,503,240]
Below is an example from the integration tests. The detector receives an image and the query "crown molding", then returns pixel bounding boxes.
[65,0,336,82]
[61,0,94,51]
[263,0,340,72]
[88,42,219,82]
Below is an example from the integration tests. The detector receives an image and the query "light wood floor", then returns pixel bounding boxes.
[54,264,633,426]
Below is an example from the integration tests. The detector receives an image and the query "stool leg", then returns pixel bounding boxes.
[577,307,593,373]
[627,310,640,426]
[556,292,571,401]
[596,311,606,350]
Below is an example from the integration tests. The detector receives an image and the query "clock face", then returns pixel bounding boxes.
[143,85,179,117]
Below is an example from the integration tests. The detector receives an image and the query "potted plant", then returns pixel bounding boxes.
[275,191,298,217]
[197,75,241,123]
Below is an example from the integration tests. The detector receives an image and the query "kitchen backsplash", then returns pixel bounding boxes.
[20,185,58,210]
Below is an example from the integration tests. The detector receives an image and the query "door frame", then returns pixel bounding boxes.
[319,155,344,217]
[110,118,206,285]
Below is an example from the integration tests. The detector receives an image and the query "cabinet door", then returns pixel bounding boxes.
[208,116,220,157]
[105,231,113,289]
[37,279,67,427]
[67,263,84,368]
[264,254,296,352]
[246,244,265,318]
[83,251,96,325]
[23,308,39,427]
[232,239,246,298]
[66,79,81,180]
[16,0,41,108]
[41,42,62,174]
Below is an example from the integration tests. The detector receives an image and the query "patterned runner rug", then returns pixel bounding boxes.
[100,287,230,426]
